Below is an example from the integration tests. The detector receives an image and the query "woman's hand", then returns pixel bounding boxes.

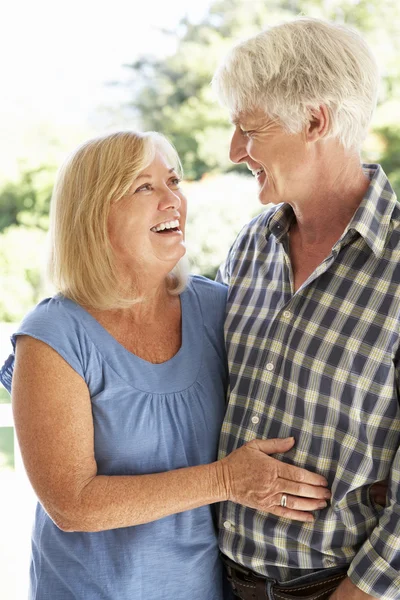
[219,437,331,522]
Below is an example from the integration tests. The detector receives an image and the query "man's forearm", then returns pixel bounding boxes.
[330,577,376,600]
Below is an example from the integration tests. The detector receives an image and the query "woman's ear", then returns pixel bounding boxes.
[306,105,330,142]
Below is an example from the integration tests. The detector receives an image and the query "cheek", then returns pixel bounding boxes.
[248,138,267,162]
[179,194,188,224]
[107,214,119,249]
[108,211,142,255]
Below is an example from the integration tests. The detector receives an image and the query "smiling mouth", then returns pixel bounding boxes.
[150,219,181,234]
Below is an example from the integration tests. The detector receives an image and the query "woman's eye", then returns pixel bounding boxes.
[170,177,181,187]
[135,183,152,193]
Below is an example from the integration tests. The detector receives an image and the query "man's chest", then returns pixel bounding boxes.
[223,244,400,449]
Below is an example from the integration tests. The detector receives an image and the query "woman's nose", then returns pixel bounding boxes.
[159,188,181,210]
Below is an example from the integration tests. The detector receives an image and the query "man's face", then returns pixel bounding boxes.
[229,108,311,205]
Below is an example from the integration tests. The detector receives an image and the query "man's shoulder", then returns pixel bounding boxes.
[230,205,279,252]
[239,205,279,235]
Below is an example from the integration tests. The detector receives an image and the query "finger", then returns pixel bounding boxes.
[370,484,387,494]
[280,480,331,500]
[268,506,315,523]
[274,494,328,512]
[375,496,386,506]
[280,463,329,488]
[372,494,386,506]
[369,483,387,506]
[371,482,386,490]
[251,437,295,454]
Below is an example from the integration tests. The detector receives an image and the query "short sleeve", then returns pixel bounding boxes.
[189,275,227,323]
[0,296,88,393]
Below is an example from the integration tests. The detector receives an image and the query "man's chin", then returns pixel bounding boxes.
[258,189,278,206]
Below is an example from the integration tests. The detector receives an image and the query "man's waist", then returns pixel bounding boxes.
[220,551,349,584]
[220,554,348,600]
[218,507,369,581]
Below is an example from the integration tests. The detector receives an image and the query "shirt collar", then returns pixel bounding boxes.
[266,164,398,258]
[267,203,295,243]
[345,164,397,257]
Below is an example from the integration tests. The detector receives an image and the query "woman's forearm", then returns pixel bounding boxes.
[51,461,227,532]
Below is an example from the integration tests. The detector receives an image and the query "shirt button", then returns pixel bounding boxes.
[283,310,292,318]
[251,416,259,424]
[266,363,274,371]
[223,521,232,530]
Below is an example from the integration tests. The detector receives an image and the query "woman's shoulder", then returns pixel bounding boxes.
[0,296,89,393]
[187,275,227,303]
[186,275,227,327]
[18,294,81,333]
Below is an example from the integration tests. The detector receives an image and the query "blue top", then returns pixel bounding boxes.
[0,275,231,600]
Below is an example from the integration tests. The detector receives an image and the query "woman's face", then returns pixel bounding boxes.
[108,151,187,280]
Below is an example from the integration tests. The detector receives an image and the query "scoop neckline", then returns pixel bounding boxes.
[57,285,203,394]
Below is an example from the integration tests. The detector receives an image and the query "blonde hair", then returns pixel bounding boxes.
[212,18,379,150]
[48,131,187,309]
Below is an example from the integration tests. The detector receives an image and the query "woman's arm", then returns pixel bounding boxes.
[12,336,330,532]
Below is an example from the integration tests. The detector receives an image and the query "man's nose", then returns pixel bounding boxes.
[229,128,248,164]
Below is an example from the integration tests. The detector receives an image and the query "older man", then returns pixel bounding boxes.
[213,18,400,600]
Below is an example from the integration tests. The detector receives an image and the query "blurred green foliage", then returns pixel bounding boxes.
[0,387,10,404]
[0,0,399,323]
[123,0,400,180]
[376,127,400,194]
[0,427,14,471]
[0,166,53,232]
[0,226,48,322]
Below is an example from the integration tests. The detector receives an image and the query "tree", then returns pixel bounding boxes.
[0,226,49,322]
[0,166,54,233]
[375,127,400,198]
[122,0,400,181]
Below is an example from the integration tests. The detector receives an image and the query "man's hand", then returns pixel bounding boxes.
[369,479,388,507]
[330,577,376,599]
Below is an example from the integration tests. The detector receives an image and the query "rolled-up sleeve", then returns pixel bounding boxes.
[348,444,400,599]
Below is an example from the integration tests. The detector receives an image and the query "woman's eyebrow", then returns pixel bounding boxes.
[136,168,176,181]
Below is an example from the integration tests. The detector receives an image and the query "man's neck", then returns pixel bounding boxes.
[289,156,370,247]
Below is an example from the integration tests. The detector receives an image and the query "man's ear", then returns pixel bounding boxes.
[306,105,330,141]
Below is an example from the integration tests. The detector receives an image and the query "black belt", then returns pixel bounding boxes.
[221,554,347,600]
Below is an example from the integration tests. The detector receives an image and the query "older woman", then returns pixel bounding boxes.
[0,131,330,600]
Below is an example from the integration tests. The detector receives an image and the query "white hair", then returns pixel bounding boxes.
[212,18,379,150]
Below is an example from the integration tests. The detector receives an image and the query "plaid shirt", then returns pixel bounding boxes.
[217,164,400,599]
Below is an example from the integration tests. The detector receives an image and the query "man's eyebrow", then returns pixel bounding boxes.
[136,168,176,180]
